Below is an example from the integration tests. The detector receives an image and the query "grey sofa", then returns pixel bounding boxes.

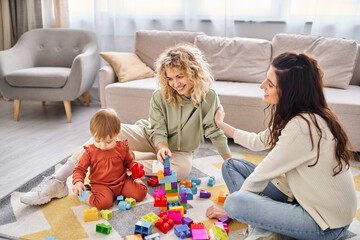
[0,28,100,122]
[99,30,360,152]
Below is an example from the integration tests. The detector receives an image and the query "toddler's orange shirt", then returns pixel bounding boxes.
[72,140,136,186]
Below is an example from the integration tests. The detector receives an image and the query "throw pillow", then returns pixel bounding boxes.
[272,33,358,89]
[194,35,271,83]
[99,52,155,83]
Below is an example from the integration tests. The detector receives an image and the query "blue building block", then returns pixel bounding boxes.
[191,184,197,194]
[158,170,177,184]
[116,195,124,205]
[134,220,152,237]
[174,224,191,239]
[163,155,170,168]
[118,201,131,210]
[78,189,89,202]
[207,176,216,187]
[45,237,58,240]
[191,177,201,185]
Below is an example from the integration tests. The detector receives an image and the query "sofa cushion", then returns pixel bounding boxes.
[135,30,204,70]
[5,67,70,88]
[272,33,358,89]
[100,52,154,83]
[194,35,271,83]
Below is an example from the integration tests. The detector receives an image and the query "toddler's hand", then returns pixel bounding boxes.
[72,181,85,197]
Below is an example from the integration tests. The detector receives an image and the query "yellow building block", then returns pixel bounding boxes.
[84,207,98,222]
[141,212,160,228]
[125,197,136,207]
[100,209,112,220]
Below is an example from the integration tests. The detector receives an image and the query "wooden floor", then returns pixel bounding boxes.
[0,96,101,199]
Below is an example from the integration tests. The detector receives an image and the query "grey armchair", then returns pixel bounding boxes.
[0,28,100,122]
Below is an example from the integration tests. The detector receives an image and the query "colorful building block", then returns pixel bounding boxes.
[141,212,160,228]
[77,189,89,202]
[163,155,170,168]
[158,170,177,184]
[144,232,160,240]
[131,162,145,179]
[199,190,211,198]
[167,210,182,224]
[96,223,112,235]
[153,188,166,197]
[191,184,198,194]
[125,234,143,240]
[84,207,98,222]
[218,216,231,224]
[218,191,229,203]
[157,170,164,179]
[156,212,174,233]
[191,177,201,185]
[174,224,192,239]
[45,237,58,240]
[154,194,167,207]
[191,222,205,230]
[118,201,131,210]
[191,228,208,240]
[207,176,216,187]
[214,222,229,234]
[100,209,112,220]
[125,197,136,207]
[209,224,228,240]
[134,220,152,237]
[181,217,193,227]
[147,176,160,187]
[116,195,124,205]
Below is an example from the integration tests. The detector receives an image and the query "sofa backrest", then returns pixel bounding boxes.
[194,35,271,84]
[135,30,205,70]
[272,33,358,89]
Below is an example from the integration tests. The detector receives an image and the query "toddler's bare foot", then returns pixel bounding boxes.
[206,204,228,219]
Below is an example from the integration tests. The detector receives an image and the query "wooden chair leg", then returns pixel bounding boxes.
[63,101,72,123]
[14,99,21,121]
[83,91,90,107]
[42,101,45,106]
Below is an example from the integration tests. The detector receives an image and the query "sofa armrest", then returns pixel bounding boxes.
[99,64,117,108]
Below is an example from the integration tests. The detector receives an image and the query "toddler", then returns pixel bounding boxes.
[72,108,147,209]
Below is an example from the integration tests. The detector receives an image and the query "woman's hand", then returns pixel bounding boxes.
[156,142,172,164]
[206,204,229,219]
[215,105,226,128]
[72,181,85,197]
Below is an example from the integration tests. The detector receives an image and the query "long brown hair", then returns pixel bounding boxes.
[266,52,353,176]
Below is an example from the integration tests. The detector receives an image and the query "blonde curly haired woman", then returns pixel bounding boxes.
[21,43,232,205]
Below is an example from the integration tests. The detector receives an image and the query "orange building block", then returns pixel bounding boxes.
[125,234,143,240]
[218,191,229,203]
[158,170,164,179]
[84,207,98,222]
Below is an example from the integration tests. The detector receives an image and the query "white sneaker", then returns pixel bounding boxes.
[245,225,283,240]
[20,176,69,205]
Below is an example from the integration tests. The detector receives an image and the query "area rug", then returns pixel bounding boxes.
[0,148,359,240]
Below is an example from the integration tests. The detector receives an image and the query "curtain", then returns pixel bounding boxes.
[0,0,14,50]
[0,0,69,50]
[69,0,360,53]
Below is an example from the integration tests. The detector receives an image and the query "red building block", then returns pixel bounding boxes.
[156,212,174,233]
[147,176,160,187]
[154,194,167,207]
[131,162,145,179]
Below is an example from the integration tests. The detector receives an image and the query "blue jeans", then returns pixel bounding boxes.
[222,158,349,240]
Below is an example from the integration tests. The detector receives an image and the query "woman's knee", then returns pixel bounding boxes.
[224,191,253,220]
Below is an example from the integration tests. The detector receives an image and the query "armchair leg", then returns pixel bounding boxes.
[42,101,45,106]
[14,99,21,121]
[63,101,72,123]
[83,91,90,107]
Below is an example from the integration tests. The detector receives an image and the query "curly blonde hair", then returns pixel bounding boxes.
[155,43,214,106]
